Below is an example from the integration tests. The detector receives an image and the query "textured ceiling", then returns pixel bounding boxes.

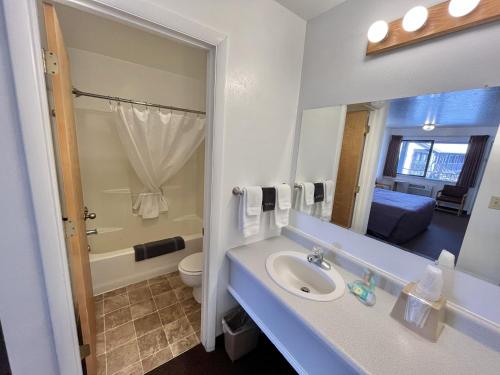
[387,87,500,128]
[274,0,346,20]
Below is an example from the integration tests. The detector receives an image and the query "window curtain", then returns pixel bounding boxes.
[112,103,205,219]
[457,135,489,188]
[383,135,403,177]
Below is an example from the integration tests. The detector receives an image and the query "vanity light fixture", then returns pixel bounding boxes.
[367,20,389,43]
[422,123,436,131]
[403,6,429,32]
[449,0,481,17]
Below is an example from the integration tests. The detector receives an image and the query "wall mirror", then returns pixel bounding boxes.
[293,86,500,286]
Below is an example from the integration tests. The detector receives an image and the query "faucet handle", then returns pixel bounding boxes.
[312,246,323,256]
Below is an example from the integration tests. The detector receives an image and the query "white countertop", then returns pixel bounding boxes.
[227,236,500,375]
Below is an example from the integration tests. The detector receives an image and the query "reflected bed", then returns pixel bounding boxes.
[368,188,435,244]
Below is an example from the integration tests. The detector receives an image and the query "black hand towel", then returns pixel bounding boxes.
[134,236,185,262]
[314,182,325,203]
[262,187,276,212]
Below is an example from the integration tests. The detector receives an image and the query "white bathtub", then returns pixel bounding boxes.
[90,233,203,295]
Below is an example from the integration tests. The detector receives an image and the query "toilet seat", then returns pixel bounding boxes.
[179,252,203,275]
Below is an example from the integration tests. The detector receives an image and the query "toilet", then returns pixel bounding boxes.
[178,252,203,303]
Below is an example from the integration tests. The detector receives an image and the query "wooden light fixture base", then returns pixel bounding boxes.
[366,0,500,55]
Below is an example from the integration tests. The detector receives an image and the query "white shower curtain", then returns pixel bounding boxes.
[112,103,205,219]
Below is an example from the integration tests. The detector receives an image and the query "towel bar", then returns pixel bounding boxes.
[232,183,289,196]
[294,183,302,189]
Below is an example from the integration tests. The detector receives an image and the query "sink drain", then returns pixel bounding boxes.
[300,286,310,293]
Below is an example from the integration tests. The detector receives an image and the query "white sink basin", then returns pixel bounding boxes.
[266,251,345,301]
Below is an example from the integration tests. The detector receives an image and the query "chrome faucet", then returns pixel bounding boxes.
[307,246,331,270]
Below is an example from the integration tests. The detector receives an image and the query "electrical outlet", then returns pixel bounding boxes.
[488,196,500,210]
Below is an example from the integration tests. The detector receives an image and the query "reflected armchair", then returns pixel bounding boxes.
[435,185,469,216]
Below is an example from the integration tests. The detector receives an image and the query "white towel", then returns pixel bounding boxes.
[303,182,314,205]
[321,180,334,220]
[239,186,262,237]
[293,182,312,215]
[274,184,291,228]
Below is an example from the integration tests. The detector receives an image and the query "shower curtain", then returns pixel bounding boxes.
[112,103,205,219]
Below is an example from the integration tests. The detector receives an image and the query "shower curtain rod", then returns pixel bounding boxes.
[72,88,206,115]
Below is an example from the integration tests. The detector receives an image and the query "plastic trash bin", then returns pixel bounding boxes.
[222,307,260,361]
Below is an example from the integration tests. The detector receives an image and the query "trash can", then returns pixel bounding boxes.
[222,307,260,361]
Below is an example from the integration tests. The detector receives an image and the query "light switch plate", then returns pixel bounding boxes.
[488,196,500,210]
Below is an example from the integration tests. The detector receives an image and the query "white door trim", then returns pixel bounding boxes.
[3,0,227,373]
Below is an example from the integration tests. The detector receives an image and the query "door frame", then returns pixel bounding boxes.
[3,1,228,373]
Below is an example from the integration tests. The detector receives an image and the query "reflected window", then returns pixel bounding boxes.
[397,140,468,182]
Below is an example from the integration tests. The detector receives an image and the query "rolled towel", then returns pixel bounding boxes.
[239,186,262,237]
[274,184,291,228]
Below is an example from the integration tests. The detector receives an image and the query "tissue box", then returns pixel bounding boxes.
[390,282,446,342]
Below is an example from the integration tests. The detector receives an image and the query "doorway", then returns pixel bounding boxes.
[39,2,213,374]
[331,110,370,228]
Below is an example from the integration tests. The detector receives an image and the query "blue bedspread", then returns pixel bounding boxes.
[368,188,435,244]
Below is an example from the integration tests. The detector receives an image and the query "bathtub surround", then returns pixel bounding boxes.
[95,270,201,374]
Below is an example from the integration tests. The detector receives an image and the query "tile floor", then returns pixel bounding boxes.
[94,271,201,375]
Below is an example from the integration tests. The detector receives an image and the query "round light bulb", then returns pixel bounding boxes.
[422,123,436,131]
[367,20,389,43]
[402,6,429,32]
[448,0,481,17]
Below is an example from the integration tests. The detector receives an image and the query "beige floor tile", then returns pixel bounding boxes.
[96,317,104,334]
[105,307,132,331]
[167,275,184,289]
[164,317,194,345]
[130,298,156,320]
[94,294,104,302]
[185,310,201,332]
[128,286,152,305]
[158,303,184,326]
[104,294,130,314]
[180,297,201,316]
[148,274,168,285]
[97,354,106,375]
[166,271,179,278]
[96,333,105,356]
[106,340,140,375]
[170,334,199,357]
[134,312,162,338]
[173,286,193,302]
[113,362,143,375]
[149,280,172,296]
[95,300,104,318]
[105,322,136,352]
[137,327,169,359]
[141,347,173,373]
[126,280,148,291]
[154,290,177,310]
[103,287,127,299]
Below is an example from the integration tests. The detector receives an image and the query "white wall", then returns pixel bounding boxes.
[300,0,500,109]
[68,48,205,254]
[458,126,500,285]
[78,0,306,334]
[377,125,498,213]
[0,4,59,373]
[295,105,346,182]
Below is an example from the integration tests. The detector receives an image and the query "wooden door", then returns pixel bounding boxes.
[43,3,97,374]
[331,110,370,228]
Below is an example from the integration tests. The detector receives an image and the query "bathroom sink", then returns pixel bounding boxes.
[265,251,345,301]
